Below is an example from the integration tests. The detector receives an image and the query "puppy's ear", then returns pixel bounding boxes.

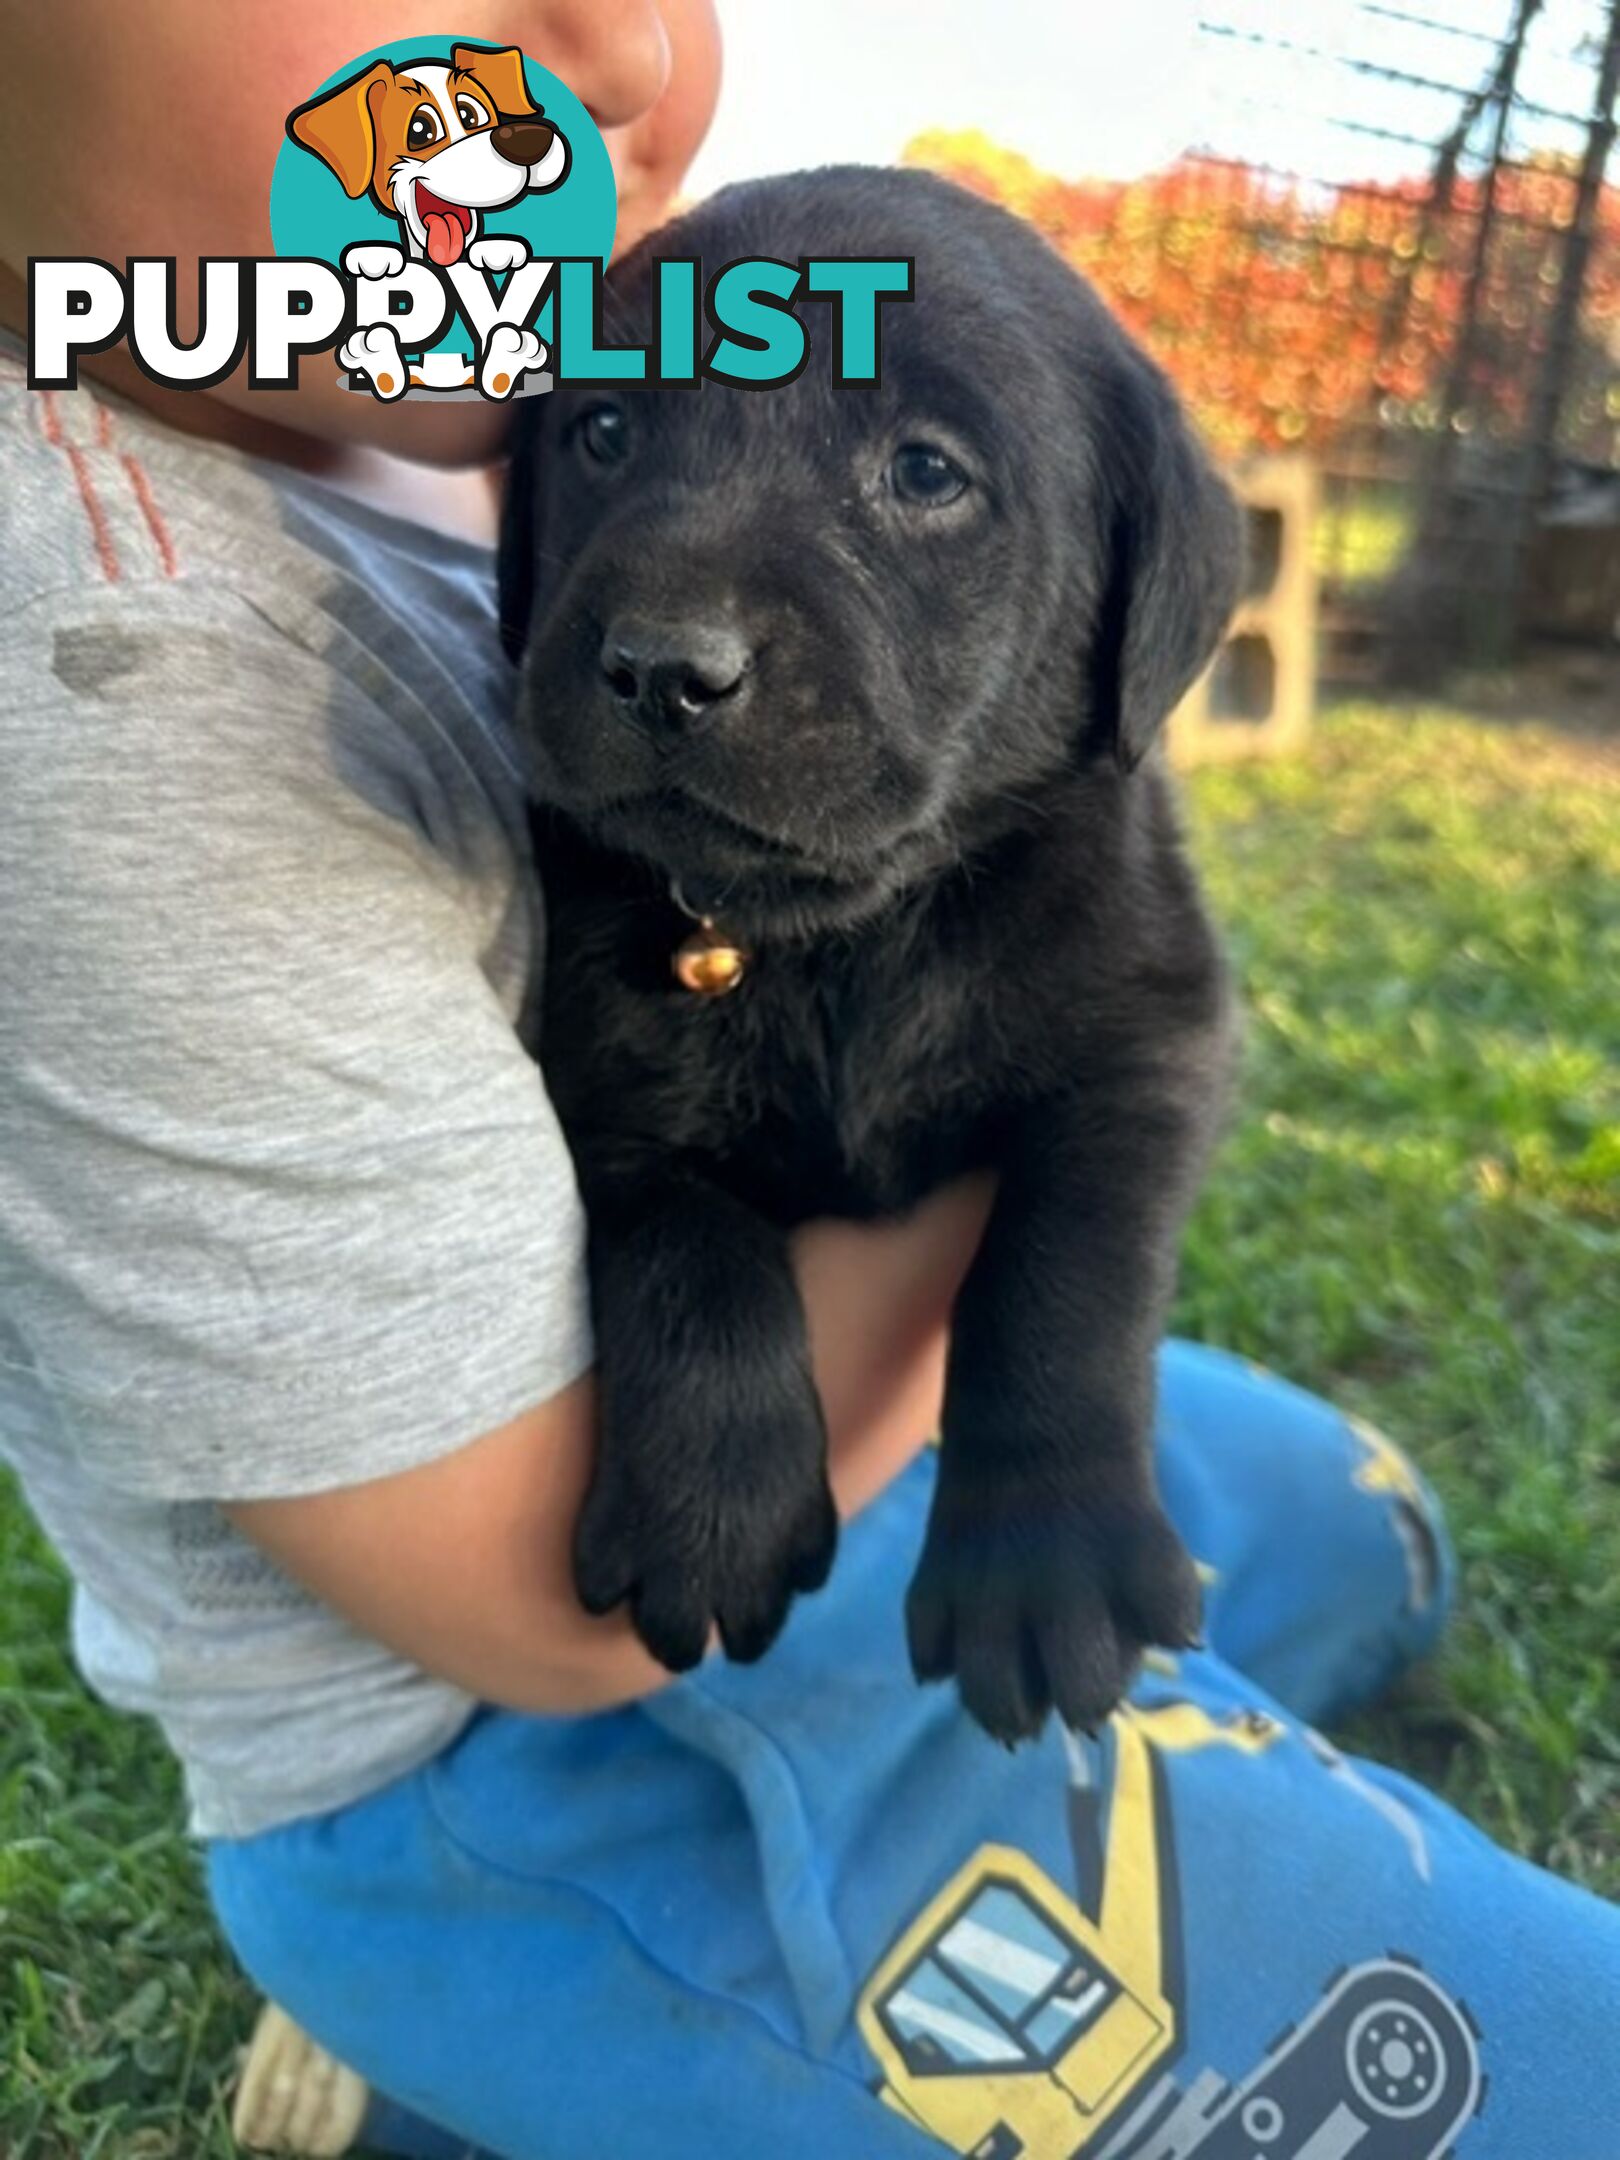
[1088,350,1243,771]
[286,63,392,199]
[497,401,544,665]
[452,43,539,119]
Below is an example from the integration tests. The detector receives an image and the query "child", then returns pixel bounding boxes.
[1,7,1614,2157]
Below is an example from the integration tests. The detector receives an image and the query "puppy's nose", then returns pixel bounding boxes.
[491,120,555,167]
[600,617,753,737]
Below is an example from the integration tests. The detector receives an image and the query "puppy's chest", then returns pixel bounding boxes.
[740,950,995,1215]
[539,899,1036,1221]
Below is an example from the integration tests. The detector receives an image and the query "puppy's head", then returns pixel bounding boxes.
[287,46,565,265]
[501,167,1241,934]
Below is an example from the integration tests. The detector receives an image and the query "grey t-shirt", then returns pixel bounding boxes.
[0,345,593,1838]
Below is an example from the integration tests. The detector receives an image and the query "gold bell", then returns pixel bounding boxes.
[673,919,748,997]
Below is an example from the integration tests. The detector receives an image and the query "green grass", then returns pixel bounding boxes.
[0,1496,247,2156]
[1177,705,1619,1888]
[2,701,1616,2155]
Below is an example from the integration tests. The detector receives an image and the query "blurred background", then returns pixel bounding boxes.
[2,7,1614,2153]
[699,0,1620,712]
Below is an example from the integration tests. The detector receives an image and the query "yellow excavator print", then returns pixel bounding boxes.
[858,1702,1283,2158]
[857,1695,1484,2160]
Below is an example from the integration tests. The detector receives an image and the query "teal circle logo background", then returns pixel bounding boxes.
[269,36,616,357]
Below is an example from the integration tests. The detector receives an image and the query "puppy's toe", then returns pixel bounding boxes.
[905,1557,957,1683]
[1114,1505,1204,1652]
[572,1491,638,1619]
[786,1482,839,1595]
[716,1480,836,1664]
[714,1575,793,1666]
[630,1570,710,1675]
[955,1608,1050,1746]
[1040,1581,1137,1736]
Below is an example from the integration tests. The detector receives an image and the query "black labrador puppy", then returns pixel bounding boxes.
[499,166,1243,1743]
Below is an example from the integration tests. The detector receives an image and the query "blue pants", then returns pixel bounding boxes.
[209,1344,1620,2159]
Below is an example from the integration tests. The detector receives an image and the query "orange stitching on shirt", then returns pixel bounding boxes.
[118,443,181,577]
[95,400,180,578]
[38,390,122,583]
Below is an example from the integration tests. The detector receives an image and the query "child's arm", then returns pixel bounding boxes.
[227,1180,990,1713]
[3,566,987,1717]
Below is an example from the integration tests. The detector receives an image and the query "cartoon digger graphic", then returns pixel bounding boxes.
[858,1701,1485,2160]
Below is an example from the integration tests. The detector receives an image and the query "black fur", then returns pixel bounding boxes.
[501,167,1244,1741]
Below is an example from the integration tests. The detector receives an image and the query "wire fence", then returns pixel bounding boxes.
[1196,0,1620,681]
[910,0,1620,684]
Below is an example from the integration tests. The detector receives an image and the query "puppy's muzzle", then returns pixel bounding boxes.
[492,120,555,167]
[600,615,754,740]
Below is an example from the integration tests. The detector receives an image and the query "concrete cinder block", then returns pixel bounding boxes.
[1170,454,1318,767]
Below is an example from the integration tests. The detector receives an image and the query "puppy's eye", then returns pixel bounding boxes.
[577,403,629,466]
[407,105,443,150]
[888,442,969,508]
[455,94,490,130]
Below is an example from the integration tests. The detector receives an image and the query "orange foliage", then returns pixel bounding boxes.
[903,129,1620,463]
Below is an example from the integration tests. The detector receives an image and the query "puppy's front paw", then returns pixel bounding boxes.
[906,1473,1202,1743]
[574,1374,837,1672]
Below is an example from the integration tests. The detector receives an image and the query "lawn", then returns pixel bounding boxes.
[2,700,1616,2156]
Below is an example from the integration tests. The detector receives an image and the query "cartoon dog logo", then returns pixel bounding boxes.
[286,43,570,396]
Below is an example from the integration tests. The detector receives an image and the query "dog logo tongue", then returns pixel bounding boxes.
[424,212,463,265]
[417,187,471,266]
